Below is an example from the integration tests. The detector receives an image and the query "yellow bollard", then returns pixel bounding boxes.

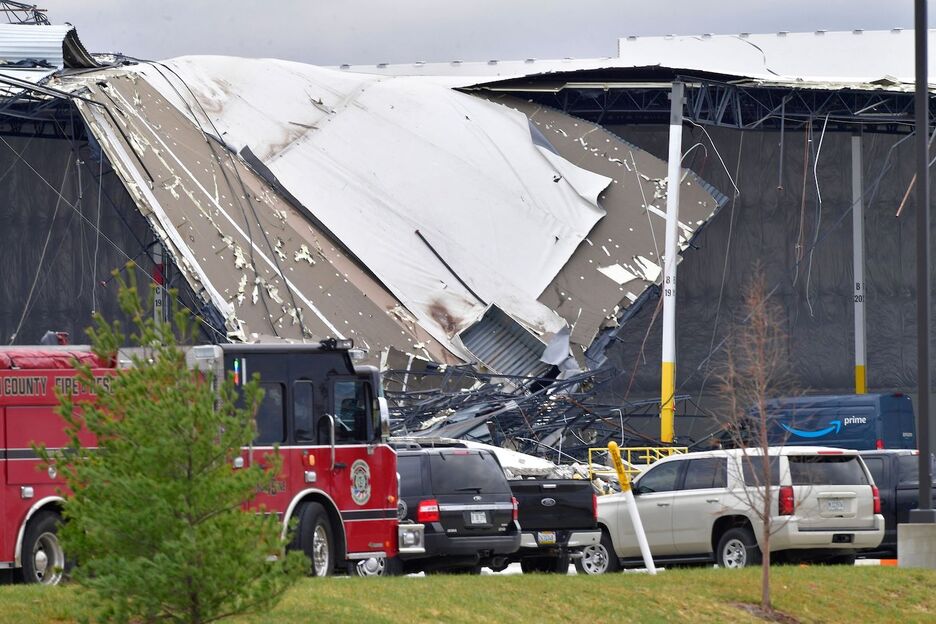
[607,441,631,492]
[607,441,656,574]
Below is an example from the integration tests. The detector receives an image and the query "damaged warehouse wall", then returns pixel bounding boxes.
[602,124,923,407]
[0,136,183,345]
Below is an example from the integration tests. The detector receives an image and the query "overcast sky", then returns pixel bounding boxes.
[41,1,921,66]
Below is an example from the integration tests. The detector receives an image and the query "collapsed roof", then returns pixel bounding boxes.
[33,52,725,374]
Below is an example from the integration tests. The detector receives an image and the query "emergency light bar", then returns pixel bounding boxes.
[319,338,354,351]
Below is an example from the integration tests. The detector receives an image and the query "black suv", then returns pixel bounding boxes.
[395,446,520,574]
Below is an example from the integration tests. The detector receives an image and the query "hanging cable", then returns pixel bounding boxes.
[686,119,741,198]
[805,112,831,317]
[791,122,811,287]
[697,131,744,404]
[92,148,103,313]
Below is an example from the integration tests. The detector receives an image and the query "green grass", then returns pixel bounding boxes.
[0,566,932,623]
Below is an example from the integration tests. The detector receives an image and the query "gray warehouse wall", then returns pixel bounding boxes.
[0,136,173,346]
[602,123,930,441]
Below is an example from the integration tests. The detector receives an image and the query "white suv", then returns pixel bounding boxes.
[577,447,884,573]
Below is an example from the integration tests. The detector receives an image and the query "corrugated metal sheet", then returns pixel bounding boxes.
[0,24,71,68]
[0,24,97,70]
[460,306,549,377]
[340,29,936,91]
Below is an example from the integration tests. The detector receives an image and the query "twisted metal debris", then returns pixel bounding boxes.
[384,364,710,462]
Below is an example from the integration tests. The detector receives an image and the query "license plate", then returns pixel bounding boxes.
[824,499,846,513]
[537,531,556,545]
[469,511,487,524]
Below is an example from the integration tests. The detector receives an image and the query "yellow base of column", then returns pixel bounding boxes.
[855,365,867,395]
[660,361,675,443]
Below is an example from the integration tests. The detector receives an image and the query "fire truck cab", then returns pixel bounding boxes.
[0,340,420,584]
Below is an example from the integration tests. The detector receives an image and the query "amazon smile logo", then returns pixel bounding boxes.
[779,414,868,439]
[780,421,842,438]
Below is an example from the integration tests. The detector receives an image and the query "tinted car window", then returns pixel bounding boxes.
[898,455,921,486]
[683,457,728,490]
[863,457,885,486]
[429,452,509,494]
[636,460,682,493]
[741,456,781,486]
[398,455,424,497]
[788,455,868,486]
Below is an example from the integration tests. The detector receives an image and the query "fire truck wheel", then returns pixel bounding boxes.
[20,511,66,585]
[351,555,403,577]
[297,502,335,577]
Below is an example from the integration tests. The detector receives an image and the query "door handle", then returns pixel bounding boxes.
[656,502,670,507]
[706,499,719,503]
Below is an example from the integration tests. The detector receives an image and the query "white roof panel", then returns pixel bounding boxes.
[0,23,73,69]
[339,29,936,90]
[136,57,613,357]
[617,29,935,84]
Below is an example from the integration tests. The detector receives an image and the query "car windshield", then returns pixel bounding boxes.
[788,455,868,486]
[429,452,509,495]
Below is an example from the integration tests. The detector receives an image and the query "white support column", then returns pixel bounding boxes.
[852,134,867,394]
[660,82,684,443]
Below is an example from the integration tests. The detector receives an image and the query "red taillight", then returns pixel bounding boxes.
[592,493,598,521]
[875,439,884,450]
[779,485,794,515]
[417,499,440,523]
[511,496,519,523]
[872,485,881,514]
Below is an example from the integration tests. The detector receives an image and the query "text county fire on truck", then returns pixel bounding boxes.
[0,340,424,584]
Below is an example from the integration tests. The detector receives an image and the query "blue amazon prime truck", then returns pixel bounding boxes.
[757,393,916,451]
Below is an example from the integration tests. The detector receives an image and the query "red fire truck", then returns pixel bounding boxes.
[0,341,423,584]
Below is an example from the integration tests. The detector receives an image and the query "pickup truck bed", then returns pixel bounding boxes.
[859,450,936,557]
[505,479,600,573]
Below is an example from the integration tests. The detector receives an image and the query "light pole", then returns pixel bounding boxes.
[910,0,936,525]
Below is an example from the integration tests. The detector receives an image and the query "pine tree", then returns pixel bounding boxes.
[38,276,306,623]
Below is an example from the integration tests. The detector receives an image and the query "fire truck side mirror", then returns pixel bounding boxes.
[378,397,390,441]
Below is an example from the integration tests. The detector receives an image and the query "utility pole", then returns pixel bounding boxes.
[910,0,935,525]
[901,0,936,567]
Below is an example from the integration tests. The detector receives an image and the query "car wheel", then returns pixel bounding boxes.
[574,531,619,575]
[716,527,761,569]
[20,511,66,585]
[295,502,335,577]
[352,556,403,577]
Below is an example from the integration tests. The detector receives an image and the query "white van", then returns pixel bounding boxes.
[577,447,884,573]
